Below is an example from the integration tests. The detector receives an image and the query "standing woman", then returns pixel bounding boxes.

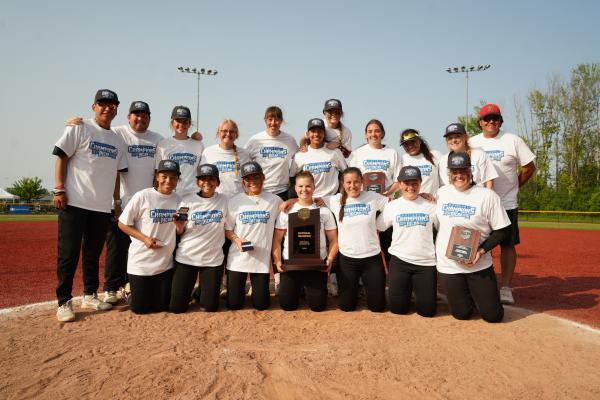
[169,164,228,313]
[322,99,353,157]
[322,167,388,312]
[348,119,402,196]
[245,106,299,200]
[291,118,347,197]
[272,171,339,311]
[156,106,205,197]
[201,119,251,198]
[224,161,283,310]
[376,166,438,317]
[438,123,497,188]
[118,160,182,314]
[436,152,511,323]
[400,129,441,196]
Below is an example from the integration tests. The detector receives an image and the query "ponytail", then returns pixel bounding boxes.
[338,167,363,222]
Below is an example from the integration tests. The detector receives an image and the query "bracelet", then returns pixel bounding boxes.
[52,189,65,196]
[113,199,122,206]
[55,184,65,190]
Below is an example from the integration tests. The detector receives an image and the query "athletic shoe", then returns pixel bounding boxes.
[219,282,228,298]
[81,293,113,311]
[327,274,339,297]
[56,300,75,322]
[102,291,118,305]
[500,287,515,305]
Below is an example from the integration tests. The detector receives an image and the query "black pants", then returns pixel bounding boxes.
[379,227,393,264]
[275,190,289,201]
[388,256,437,317]
[439,266,504,323]
[279,270,327,312]
[226,270,270,310]
[104,215,131,292]
[338,253,386,312]
[169,261,223,313]
[56,206,110,306]
[128,269,173,314]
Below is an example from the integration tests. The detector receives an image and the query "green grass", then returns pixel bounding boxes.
[520,220,600,231]
[0,214,58,222]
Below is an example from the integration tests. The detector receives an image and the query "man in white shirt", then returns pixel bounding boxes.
[469,104,536,304]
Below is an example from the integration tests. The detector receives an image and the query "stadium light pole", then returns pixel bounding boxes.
[177,66,218,129]
[446,65,491,127]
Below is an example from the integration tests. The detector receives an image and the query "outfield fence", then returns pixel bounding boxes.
[519,210,600,224]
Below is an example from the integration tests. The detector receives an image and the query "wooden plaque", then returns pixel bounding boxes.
[363,172,386,194]
[445,226,481,263]
[284,208,326,271]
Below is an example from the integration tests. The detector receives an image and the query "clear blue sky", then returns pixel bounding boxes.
[1,0,599,189]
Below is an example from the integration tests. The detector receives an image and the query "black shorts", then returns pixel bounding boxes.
[501,208,520,246]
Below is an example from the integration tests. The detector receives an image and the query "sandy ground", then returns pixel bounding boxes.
[1,299,599,400]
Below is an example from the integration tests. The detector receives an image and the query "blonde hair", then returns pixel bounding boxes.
[217,119,240,176]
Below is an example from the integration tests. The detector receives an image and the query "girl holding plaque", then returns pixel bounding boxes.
[400,129,441,196]
[436,152,511,323]
[272,171,339,311]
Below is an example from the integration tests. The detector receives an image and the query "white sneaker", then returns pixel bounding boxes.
[102,291,118,305]
[56,300,75,322]
[327,274,339,297]
[81,293,113,311]
[500,287,515,305]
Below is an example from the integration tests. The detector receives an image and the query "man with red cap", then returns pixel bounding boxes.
[469,104,536,304]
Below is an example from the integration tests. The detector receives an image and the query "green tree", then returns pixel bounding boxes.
[6,177,48,202]
[458,102,485,136]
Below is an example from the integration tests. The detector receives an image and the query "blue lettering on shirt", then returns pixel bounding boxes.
[442,203,477,218]
[416,164,432,176]
[395,213,429,227]
[149,208,176,223]
[89,141,118,159]
[260,146,288,159]
[215,161,236,173]
[343,203,371,218]
[239,210,270,224]
[169,152,197,166]
[363,159,390,171]
[128,144,156,158]
[191,210,224,225]
[304,161,332,174]
[485,150,504,162]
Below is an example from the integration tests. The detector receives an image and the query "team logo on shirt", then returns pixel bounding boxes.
[128,145,156,158]
[149,208,177,223]
[395,213,429,227]
[485,150,504,161]
[191,210,224,225]
[304,161,332,174]
[239,210,271,224]
[169,153,197,166]
[442,203,476,218]
[363,159,390,171]
[89,141,118,159]
[342,203,371,218]
[215,161,236,173]
[415,164,432,176]
[260,146,288,159]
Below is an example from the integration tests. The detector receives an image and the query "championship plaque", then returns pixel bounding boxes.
[284,208,326,271]
[445,226,481,263]
[363,172,386,194]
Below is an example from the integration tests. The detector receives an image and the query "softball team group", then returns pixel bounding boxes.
[54,90,536,324]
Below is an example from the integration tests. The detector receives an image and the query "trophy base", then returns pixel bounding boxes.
[282,262,327,272]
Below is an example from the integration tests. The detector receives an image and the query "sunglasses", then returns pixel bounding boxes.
[482,115,501,123]
[95,102,118,111]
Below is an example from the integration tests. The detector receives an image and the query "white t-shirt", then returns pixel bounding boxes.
[275,202,337,260]
[325,125,353,151]
[348,144,402,190]
[113,125,163,207]
[435,184,510,274]
[376,197,438,266]
[290,146,347,197]
[402,150,442,196]
[156,137,205,197]
[119,188,181,276]
[323,191,388,258]
[225,192,283,273]
[54,119,127,213]
[438,148,498,188]
[200,144,251,198]
[175,192,228,267]
[469,131,536,210]
[245,131,299,194]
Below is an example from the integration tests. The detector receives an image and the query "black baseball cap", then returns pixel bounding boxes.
[307,118,326,131]
[196,163,220,181]
[157,159,181,175]
[171,106,192,120]
[240,161,263,178]
[323,99,343,112]
[398,166,422,182]
[447,152,471,169]
[400,129,421,145]
[129,101,151,114]
[444,123,467,137]
[94,89,120,105]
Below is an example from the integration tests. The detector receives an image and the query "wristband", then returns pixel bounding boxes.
[52,189,65,196]
[113,199,122,206]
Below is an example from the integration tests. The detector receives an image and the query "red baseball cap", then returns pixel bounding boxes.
[479,104,502,119]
